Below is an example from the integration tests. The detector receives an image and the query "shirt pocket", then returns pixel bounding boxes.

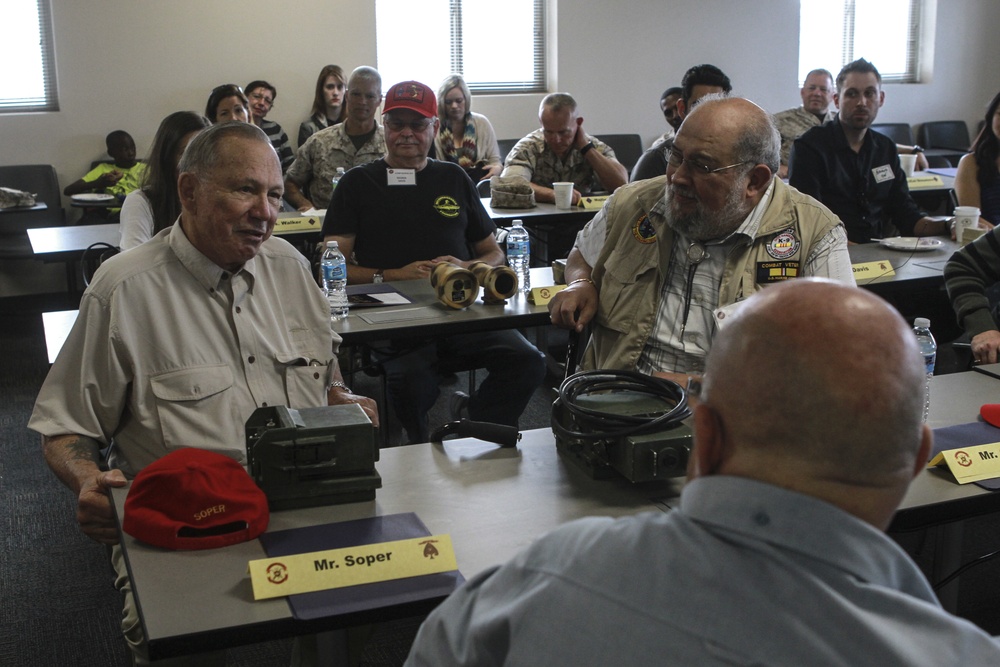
[596,249,658,334]
[276,352,330,409]
[149,365,241,459]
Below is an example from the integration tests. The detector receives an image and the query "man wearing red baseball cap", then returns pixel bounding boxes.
[322,80,545,445]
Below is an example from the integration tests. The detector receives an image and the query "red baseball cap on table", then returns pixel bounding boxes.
[123,448,269,550]
[383,80,437,119]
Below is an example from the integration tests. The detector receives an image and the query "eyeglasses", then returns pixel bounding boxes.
[667,148,748,176]
[384,118,435,133]
[248,92,274,107]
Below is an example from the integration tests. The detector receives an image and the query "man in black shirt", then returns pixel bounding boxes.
[788,59,948,243]
[323,80,545,444]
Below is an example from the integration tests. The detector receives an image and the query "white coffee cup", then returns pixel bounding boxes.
[954,205,982,245]
[899,153,917,177]
[553,182,574,210]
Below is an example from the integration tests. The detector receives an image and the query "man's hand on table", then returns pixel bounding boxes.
[78,469,128,545]
[971,330,1000,365]
[386,260,436,281]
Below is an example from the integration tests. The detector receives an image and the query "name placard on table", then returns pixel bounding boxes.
[928,442,1000,485]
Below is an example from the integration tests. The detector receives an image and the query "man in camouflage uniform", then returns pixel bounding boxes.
[284,66,386,211]
[772,69,838,179]
[501,92,628,205]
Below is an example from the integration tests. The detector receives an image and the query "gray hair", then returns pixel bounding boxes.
[349,66,382,93]
[178,121,272,177]
[539,92,577,117]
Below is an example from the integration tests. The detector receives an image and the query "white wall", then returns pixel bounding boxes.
[3,0,999,293]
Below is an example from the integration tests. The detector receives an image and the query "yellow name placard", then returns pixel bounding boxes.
[248,534,457,600]
[579,195,609,210]
[274,215,322,233]
[928,442,1000,484]
[907,174,945,190]
[528,284,567,306]
[851,260,896,283]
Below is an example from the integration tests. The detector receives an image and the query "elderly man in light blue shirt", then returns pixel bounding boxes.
[405,278,1000,666]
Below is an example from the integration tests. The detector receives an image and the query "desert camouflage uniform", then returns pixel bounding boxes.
[286,123,385,209]
[502,130,617,192]
[773,107,837,166]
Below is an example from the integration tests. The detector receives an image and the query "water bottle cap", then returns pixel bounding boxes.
[914,317,930,328]
[326,240,338,248]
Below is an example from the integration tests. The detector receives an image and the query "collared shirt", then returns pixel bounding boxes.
[501,129,618,192]
[576,179,852,374]
[406,476,1000,666]
[286,123,386,209]
[28,223,338,476]
[789,119,925,243]
[773,106,837,166]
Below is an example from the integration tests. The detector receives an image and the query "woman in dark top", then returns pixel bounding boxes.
[956,90,1000,228]
[298,65,347,146]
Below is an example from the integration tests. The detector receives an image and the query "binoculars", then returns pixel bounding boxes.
[430,261,519,309]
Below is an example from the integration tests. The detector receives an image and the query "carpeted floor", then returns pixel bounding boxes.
[0,306,556,666]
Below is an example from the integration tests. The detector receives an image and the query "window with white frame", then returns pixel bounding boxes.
[798,0,925,85]
[0,0,58,113]
[375,0,546,95]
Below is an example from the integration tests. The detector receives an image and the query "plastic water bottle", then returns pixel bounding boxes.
[320,241,349,320]
[506,219,531,293]
[913,318,937,422]
[330,166,346,198]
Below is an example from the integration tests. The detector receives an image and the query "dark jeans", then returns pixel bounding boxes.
[372,330,546,444]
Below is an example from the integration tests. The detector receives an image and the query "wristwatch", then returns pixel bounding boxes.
[911,145,924,154]
[373,268,384,284]
[580,142,595,156]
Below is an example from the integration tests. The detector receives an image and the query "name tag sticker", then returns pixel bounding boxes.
[387,168,416,186]
[528,284,567,305]
[248,534,457,600]
[851,260,896,284]
[928,442,1000,484]
[872,164,894,183]
[273,215,321,232]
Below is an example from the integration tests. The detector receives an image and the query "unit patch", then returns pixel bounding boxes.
[756,261,800,283]
[434,196,461,218]
[631,214,656,243]
[765,229,799,260]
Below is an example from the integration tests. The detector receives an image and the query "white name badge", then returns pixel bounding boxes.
[872,164,894,183]
[387,168,416,186]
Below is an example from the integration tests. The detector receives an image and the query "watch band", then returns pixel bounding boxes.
[580,141,595,156]
[373,268,384,284]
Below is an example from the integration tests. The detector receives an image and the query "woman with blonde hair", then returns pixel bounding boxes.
[434,74,502,182]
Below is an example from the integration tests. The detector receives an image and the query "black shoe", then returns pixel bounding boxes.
[449,391,470,422]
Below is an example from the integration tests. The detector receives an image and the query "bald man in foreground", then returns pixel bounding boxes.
[405,279,1000,666]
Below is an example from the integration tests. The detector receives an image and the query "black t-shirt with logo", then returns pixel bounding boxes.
[323,158,496,269]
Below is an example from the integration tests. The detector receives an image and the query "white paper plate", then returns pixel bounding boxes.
[877,237,944,252]
[71,193,115,202]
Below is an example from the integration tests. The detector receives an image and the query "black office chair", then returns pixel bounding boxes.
[81,242,119,287]
[497,138,519,163]
[919,121,970,167]
[595,134,643,174]
[871,123,914,146]
[0,164,65,229]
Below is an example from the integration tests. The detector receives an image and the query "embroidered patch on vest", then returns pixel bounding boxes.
[433,196,461,218]
[765,229,800,260]
[631,214,656,243]
[756,261,800,283]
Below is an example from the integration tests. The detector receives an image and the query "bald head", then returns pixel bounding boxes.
[695,279,929,527]
[683,96,781,174]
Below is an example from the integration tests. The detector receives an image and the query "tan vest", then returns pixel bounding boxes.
[584,177,842,371]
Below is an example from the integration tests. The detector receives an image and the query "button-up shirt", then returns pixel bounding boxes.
[502,129,617,192]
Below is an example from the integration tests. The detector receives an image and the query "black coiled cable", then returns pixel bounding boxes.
[551,369,691,441]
